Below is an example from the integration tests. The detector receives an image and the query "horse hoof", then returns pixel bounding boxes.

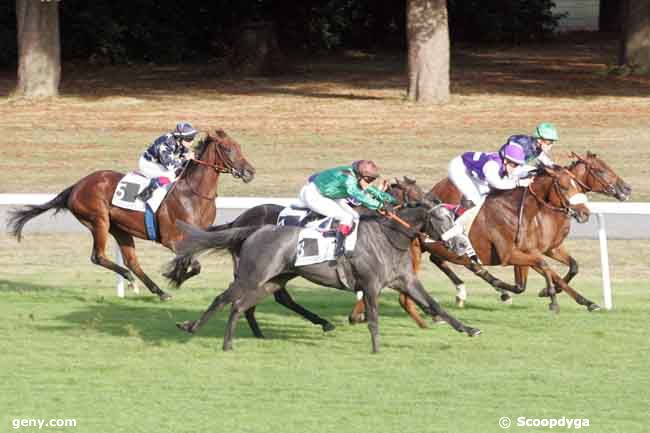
[127,281,140,294]
[538,289,549,298]
[322,322,336,332]
[455,297,465,308]
[348,313,366,325]
[468,327,481,337]
[431,315,445,325]
[159,292,172,301]
[588,304,601,312]
[500,293,513,304]
[176,321,195,333]
[549,303,560,313]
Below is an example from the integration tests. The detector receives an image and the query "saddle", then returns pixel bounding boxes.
[277,205,339,235]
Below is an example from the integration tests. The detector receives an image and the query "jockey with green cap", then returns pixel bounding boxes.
[499,122,559,177]
[298,160,397,257]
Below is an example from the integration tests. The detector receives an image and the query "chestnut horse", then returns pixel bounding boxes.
[353,165,596,322]
[430,152,631,304]
[8,129,255,300]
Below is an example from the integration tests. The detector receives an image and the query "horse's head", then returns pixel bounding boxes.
[388,176,424,206]
[569,151,631,201]
[420,202,469,256]
[196,130,256,183]
[542,166,590,223]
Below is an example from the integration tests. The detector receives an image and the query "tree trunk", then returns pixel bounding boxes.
[15,0,61,98]
[406,0,450,104]
[620,0,650,73]
[599,0,622,33]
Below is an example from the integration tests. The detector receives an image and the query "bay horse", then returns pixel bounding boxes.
[353,165,596,323]
[430,152,631,304]
[173,178,465,336]
[7,129,255,300]
[167,203,480,353]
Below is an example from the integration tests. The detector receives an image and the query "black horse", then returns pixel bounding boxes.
[167,203,480,353]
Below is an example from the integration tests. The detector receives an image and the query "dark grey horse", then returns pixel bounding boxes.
[167,204,480,353]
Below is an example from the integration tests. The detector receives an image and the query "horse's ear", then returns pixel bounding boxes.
[587,150,597,158]
[403,176,416,184]
[213,129,227,138]
[568,151,579,159]
[394,177,401,186]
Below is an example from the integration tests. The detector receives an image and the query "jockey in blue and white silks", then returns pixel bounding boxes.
[137,122,198,201]
[448,142,531,208]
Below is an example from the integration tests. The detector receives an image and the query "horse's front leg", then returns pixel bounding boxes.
[544,245,578,287]
[362,288,381,353]
[508,250,559,312]
[400,278,480,337]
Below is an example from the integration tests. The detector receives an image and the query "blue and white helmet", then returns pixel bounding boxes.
[173,122,198,140]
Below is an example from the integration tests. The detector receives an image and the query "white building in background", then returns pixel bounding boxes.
[554,0,599,31]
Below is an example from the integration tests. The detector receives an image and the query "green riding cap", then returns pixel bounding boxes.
[533,123,559,141]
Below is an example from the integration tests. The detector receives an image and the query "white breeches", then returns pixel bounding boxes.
[298,182,359,227]
[448,156,490,207]
[138,156,177,181]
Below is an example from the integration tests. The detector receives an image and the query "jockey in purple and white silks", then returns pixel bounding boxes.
[448,142,532,209]
[136,122,198,201]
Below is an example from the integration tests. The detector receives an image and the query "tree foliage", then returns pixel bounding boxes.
[2,0,563,67]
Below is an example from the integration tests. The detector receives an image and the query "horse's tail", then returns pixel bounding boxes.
[165,221,259,287]
[205,221,234,232]
[7,186,74,241]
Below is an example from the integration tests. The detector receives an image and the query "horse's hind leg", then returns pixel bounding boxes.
[111,228,171,301]
[81,219,137,289]
[224,284,274,351]
[177,283,242,334]
[273,288,335,332]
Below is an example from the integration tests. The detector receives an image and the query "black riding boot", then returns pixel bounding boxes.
[334,231,347,258]
[136,179,158,202]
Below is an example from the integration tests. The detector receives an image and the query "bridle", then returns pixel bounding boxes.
[527,169,587,217]
[192,140,238,175]
[175,139,239,201]
[569,152,618,196]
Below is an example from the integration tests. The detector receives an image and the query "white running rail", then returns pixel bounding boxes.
[3,194,650,309]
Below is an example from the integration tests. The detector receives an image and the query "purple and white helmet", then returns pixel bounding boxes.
[501,143,526,165]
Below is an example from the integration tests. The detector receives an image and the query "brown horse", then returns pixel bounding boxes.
[8,129,255,300]
[431,152,631,303]
[352,165,596,323]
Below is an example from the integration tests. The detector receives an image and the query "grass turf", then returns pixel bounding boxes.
[1,234,649,433]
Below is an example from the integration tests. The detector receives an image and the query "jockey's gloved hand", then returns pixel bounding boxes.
[517,177,533,188]
[381,202,395,214]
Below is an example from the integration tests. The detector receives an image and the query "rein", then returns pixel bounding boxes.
[569,152,616,194]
